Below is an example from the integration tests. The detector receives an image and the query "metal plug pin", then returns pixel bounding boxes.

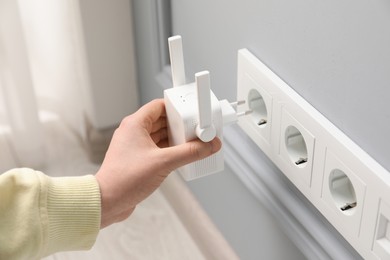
[258,119,267,126]
[295,157,308,165]
[237,110,253,117]
[340,202,357,211]
[230,100,246,110]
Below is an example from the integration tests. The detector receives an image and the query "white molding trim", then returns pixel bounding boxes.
[223,125,362,260]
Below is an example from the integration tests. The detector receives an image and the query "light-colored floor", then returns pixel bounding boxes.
[1,116,206,260]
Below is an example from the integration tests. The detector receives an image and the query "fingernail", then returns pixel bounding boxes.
[210,138,222,153]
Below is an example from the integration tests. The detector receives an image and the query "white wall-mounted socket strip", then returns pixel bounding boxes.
[237,49,390,260]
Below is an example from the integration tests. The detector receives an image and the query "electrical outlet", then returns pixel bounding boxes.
[237,49,274,157]
[278,107,315,187]
[321,149,366,237]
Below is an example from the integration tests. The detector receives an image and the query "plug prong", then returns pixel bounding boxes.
[340,202,357,211]
[230,100,245,110]
[295,157,308,165]
[237,110,252,117]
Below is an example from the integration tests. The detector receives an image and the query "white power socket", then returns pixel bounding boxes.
[164,36,249,181]
[237,48,390,259]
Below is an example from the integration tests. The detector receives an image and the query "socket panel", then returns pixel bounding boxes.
[237,48,390,259]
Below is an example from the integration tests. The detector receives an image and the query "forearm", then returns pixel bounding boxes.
[0,168,101,259]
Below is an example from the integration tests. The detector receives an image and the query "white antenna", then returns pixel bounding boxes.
[195,71,216,142]
[168,36,186,87]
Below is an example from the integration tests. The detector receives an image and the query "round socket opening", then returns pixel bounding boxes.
[248,89,268,128]
[329,169,357,215]
[284,125,308,168]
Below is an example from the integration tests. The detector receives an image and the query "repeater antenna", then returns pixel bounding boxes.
[168,36,186,87]
[195,71,216,142]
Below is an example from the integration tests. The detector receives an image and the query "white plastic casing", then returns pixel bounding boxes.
[164,83,224,180]
[164,35,244,181]
[164,35,246,181]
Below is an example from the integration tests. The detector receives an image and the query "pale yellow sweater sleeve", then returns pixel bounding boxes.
[0,168,101,260]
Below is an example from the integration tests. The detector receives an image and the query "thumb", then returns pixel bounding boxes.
[161,137,222,171]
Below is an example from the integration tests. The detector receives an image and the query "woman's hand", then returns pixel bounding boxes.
[95,99,221,228]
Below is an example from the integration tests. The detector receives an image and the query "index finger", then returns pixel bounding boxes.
[135,99,166,132]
